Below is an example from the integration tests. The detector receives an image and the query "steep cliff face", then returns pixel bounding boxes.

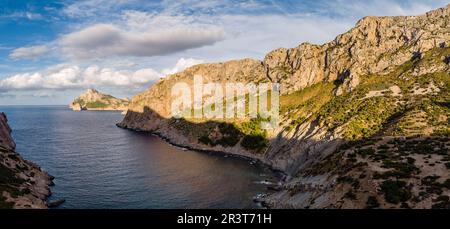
[70,88,129,111]
[0,113,53,209]
[0,113,16,151]
[119,5,450,208]
[265,5,450,94]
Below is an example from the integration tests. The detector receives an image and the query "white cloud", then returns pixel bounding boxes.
[30,0,449,63]
[82,66,161,87]
[0,11,43,21]
[33,91,54,98]
[0,57,202,93]
[62,0,135,19]
[0,65,160,91]
[9,45,50,60]
[59,23,225,59]
[3,0,449,103]
[161,58,204,75]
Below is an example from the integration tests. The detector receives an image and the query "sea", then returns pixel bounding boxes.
[0,105,277,209]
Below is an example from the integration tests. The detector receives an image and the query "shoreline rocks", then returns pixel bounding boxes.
[0,112,53,209]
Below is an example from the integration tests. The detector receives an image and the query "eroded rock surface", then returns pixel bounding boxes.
[0,112,53,209]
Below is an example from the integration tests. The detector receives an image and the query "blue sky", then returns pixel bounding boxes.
[0,0,449,105]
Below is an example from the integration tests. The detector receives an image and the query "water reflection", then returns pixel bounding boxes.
[1,106,276,209]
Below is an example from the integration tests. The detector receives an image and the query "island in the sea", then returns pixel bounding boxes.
[70,89,129,111]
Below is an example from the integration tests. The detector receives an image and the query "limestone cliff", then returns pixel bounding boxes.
[265,5,450,95]
[70,88,129,111]
[0,113,53,209]
[119,5,450,209]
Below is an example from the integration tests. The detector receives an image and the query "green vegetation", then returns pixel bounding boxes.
[419,175,450,195]
[73,98,85,106]
[0,162,26,209]
[380,180,411,204]
[198,135,212,145]
[241,135,267,151]
[216,123,241,146]
[280,82,334,130]
[313,47,449,140]
[344,190,356,200]
[201,122,242,147]
[238,117,268,151]
[195,116,269,152]
[0,163,24,186]
[337,176,360,189]
[366,196,380,209]
[377,160,419,179]
[432,195,450,209]
[85,100,109,108]
[0,195,13,209]
[317,81,399,141]
[187,47,449,211]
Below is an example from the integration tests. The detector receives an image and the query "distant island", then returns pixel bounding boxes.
[70,89,129,111]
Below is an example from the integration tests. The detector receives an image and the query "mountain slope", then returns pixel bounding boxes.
[70,89,129,111]
[262,47,449,208]
[0,113,53,209]
[118,5,450,208]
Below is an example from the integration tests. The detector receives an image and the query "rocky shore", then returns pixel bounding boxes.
[0,112,53,209]
[116,122,288,208]
[117,122,286,175]
[118,5,450,209]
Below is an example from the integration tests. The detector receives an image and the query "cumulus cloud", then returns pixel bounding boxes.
[9,45,50,60]
[32,91,54,98]
[161,58,204,75]
[22,0,446,63]
[3,0,449,94]
[0,57,202,92]
[60,23,225,59]
[0,65,160,91]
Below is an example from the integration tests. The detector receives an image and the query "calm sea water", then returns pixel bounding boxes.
[0,106,276,209]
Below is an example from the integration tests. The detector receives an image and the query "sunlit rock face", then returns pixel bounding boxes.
[118,5,450,209]
[70,88,129,111]
[124,4,450,123]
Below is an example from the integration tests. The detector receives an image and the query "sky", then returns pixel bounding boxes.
[0,0,449,105]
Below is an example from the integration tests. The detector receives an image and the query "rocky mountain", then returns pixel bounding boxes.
[118,5,450,209]
[0,113,53,209]
[70,89,129,111]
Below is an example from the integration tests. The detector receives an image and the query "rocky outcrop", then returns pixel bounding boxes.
[119,5,450,208]
[70,88,129,111]
[121,3,450,120]
[0,112,53,209]
[0,113,16,150]
[265,5,450,94]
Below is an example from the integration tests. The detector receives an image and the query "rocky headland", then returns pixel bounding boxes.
[118,5,450,208]
[70,88,129,111]
[0,112,53,209]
